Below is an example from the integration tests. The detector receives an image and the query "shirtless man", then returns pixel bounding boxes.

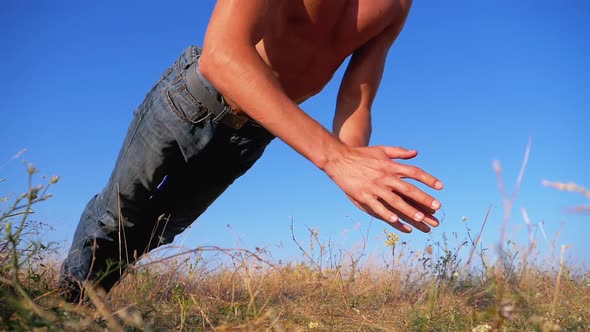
[60,0,443,302]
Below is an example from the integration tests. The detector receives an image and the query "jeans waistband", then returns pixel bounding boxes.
[185,59,253,130]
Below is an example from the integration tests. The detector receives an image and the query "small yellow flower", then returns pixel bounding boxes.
[472,324,492,332]
[462,216,468,222]
[385,232,399,247]
[308,321,319,329]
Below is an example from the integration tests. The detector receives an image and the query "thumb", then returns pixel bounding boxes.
[379,146,418,160]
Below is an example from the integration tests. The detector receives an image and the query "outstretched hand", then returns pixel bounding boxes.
[324,146,443,233]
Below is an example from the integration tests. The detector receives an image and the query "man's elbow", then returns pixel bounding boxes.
[198,48,224,83]
[199,43,248,85]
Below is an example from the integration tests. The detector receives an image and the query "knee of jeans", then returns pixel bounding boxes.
[61,246,95,281]
[98,211,136,234]
[76,194,118,238]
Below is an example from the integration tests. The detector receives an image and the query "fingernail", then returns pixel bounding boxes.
[432,200,441,209]
[414,212,424,221]
[435,181,444,189]
[426,219,439,227]
[390,215,398,223]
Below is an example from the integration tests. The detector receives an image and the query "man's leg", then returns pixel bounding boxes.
[59,46,214,302]
[145,123,275,248]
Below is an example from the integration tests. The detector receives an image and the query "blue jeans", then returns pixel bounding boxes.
[60,46,274,301]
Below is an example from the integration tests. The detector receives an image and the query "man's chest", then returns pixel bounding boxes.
[256,0,400,99]
[290,0,398,44]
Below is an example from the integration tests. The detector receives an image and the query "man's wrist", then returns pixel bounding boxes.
[314,137,349,174]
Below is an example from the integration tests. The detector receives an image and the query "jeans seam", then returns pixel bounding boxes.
[100,115,146,223]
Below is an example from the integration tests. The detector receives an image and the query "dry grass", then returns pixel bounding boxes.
[1,147,589,331]
[2,236,589,331]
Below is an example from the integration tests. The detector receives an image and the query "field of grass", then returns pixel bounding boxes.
[1,160,589,331]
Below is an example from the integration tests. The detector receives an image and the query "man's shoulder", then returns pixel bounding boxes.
[333,0,412,54]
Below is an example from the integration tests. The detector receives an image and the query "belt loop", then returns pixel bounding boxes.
[212,105,229,123]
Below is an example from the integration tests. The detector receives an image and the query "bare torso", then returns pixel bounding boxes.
[200,0,443,234]
[226,0,407,110]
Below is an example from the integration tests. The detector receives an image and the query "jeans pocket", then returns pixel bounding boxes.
[165,76,211,124]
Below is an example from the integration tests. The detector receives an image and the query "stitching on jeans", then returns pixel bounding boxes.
[178,85,209,122]
[156,67,174,87]
[165,88,187,121]
[171,71,182,85]
[139,66,175,113]
[165,86,210,124]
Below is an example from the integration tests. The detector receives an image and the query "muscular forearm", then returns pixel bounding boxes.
[333,96,372,147]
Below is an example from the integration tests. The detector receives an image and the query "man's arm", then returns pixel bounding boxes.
[199,0,443,233]
[333,8,440,231]
[333,1,411,148]
[200,0,337,169]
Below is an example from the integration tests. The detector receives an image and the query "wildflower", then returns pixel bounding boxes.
[308,321,319,329]
[472,324,492,332]
[384,232,399,247]
[462,216,468,222]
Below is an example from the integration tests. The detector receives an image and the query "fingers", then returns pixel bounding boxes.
[400,215,431,233]
[387,198,440,228]
[374,187,426,224]
[374,196,430,232]
[361,192,437,234]
[405,197,436,215]
[360,195,411,233]
[375,192,438,230]
[389,220,413,233]
[384,177,442,213]
[370,189,441,231]
[405,198,440,227]
[352,195,413,234]
[394,163,444,190]
[422,212,440,228]
[393,209,434,233]
[339,145,444,235]
[380,146,418,160]
[377,146,444,190]
[374,169,442,231]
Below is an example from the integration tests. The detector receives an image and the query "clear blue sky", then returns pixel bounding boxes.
[1,1,588,266]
